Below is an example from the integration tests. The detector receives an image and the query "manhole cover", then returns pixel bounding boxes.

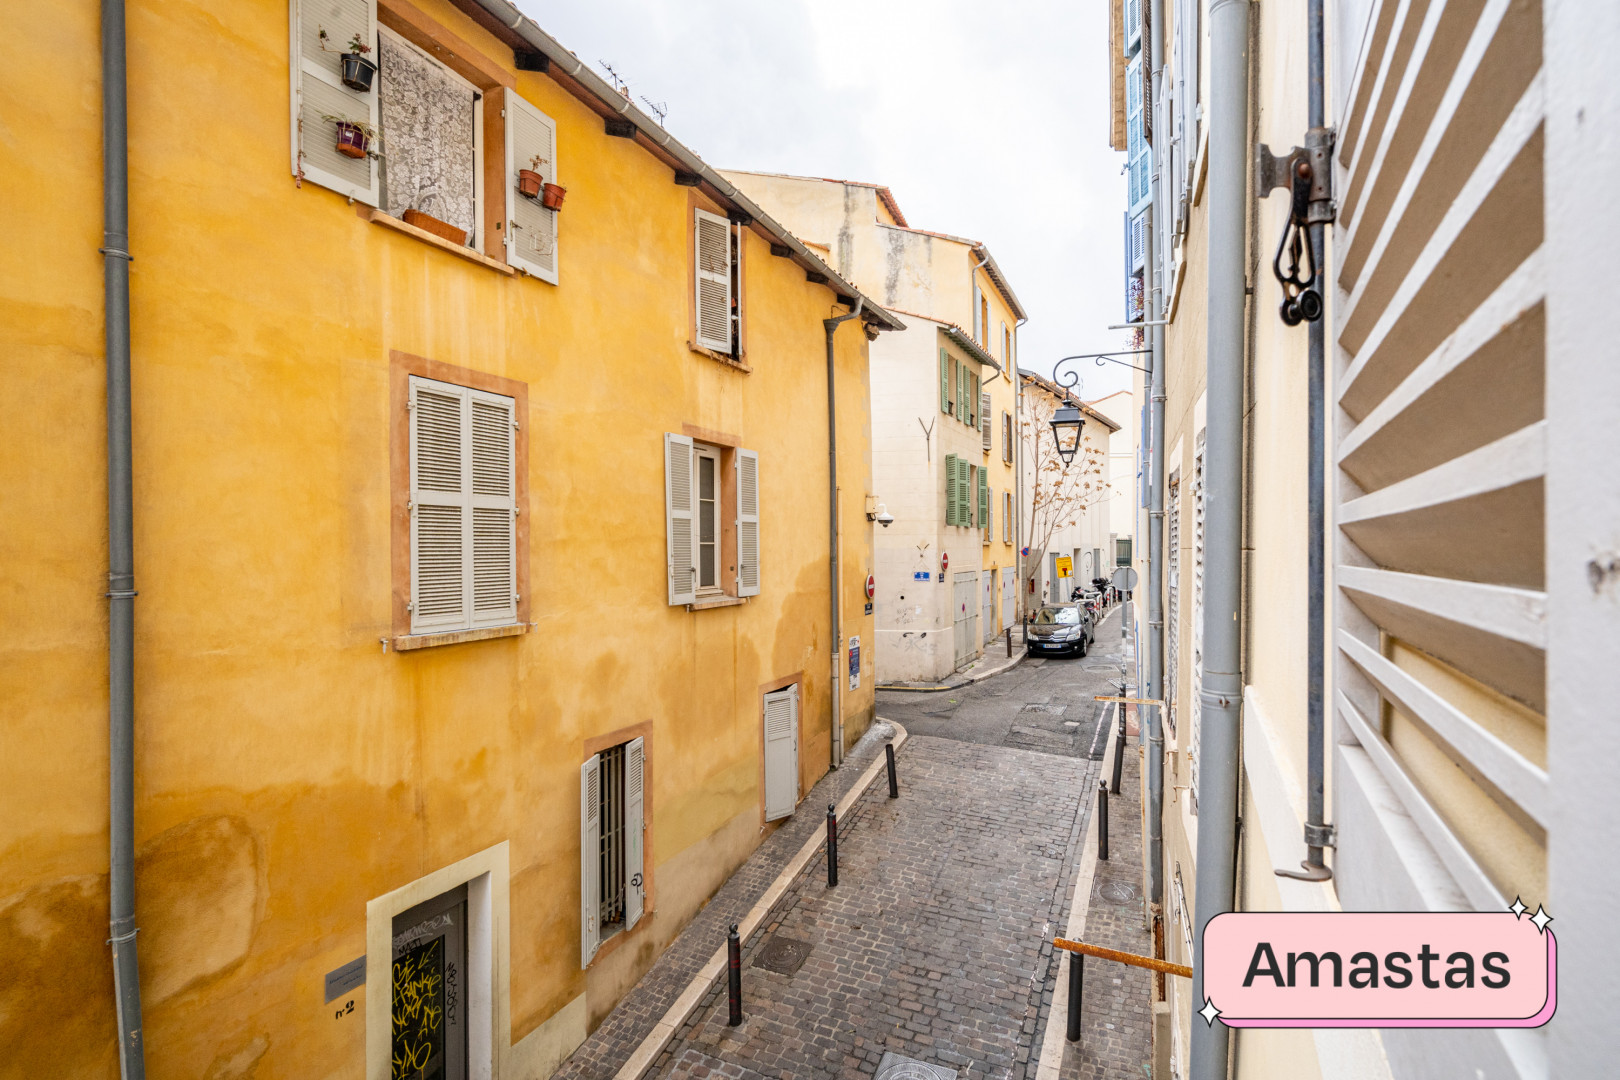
[751,934,811,976]
[875,1053,959,1080]
[1099,881,1138,904]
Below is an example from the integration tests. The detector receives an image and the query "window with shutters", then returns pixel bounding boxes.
[1002,411,1014,463]
[504,88,559,282]
[1003,490,1012,543]
[377,27,482,249]
[391,353,528,648]
[666,434,758,605]
[581,734,646,966]
[978,469,990,542]
[981,391,993,451]
[693,207,741,357]
[939,348,955,417]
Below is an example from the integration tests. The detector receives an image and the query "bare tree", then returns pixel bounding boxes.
[1020,386,1110,605]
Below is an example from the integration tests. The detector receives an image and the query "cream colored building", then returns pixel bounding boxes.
[1121,0,1618,1077]
[1018,371,1121,608]
[721,173,1028,683]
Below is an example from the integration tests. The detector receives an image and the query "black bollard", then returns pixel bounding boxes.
[826,804,839,887]
[1066,952,1084,1042]
[1097,780,1109,861]
[1110,711,1126,795]
[727,923,742,1026]
[885,743,899,798]
[1006,626,1012,657]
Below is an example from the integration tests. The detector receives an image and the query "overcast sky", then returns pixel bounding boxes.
[523,0,1136,401]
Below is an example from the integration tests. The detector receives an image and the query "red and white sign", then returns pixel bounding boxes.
[864,574,875,599]
[941,553,949,574]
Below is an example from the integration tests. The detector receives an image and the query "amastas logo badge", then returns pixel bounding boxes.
[1197,901,1555,1029]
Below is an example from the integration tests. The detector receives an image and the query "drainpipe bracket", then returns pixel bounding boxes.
[1303,821,1336,848]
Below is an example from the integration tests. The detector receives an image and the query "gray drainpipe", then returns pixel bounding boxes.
[1013,317,1027,624]
[825,298,864,768]
[102,0,146,1075]
[1189,0,1249,1078]
[1143,0,1168,924]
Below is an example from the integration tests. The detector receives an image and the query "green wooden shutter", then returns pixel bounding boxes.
[978,469,989,532]
[944,454,959,526]
[968,372,979,428]
[940,349,951,415]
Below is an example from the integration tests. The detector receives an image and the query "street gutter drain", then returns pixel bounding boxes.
[875,1053,960,1080]
[1100,880,1139,904]
[751,934,812,976]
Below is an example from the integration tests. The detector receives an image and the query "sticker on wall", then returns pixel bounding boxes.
[848,636,861,691]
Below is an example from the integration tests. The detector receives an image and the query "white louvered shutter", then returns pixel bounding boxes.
[410,377,517,634]
[410,378,467,633]
[504,87,558,282]
[624,737,645,931]
[762,686,798,821]
[736,449,760,597]
[290,0,380,205]
[694,209,734,353]
[469,391,517,627]
[665,433,696,605]
[981,392,993,450]
[580,754,601,967]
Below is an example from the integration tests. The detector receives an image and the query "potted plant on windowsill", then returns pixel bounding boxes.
[320,27,376,92]
[517,155,547,200]
[321,114,382,160]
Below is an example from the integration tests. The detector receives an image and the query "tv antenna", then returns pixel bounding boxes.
[639,96,668,126]
[598,59,629,97]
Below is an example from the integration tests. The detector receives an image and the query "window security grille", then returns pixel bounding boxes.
[598,743,627,933]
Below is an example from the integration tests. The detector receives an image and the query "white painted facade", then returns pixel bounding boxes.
[1018,372,1120,607]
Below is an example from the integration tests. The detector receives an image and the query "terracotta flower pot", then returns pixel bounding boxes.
[517,170,543,199]
[402,208,468,247]
[334,122,369,159]
[340,52,377,92]
[541,183,567,210]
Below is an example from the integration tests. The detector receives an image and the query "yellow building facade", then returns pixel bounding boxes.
[0,2,902,1077]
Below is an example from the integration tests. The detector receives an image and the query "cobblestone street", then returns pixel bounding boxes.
[558,607,1154,1080]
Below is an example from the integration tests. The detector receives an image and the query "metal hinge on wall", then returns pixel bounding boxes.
[1257,127,1336,326]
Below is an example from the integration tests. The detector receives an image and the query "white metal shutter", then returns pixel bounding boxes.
[469,391,517,627]
[736,449,761,597]
[289,0,380,205]
[972,283,983,341]
[504,87,558,282]
[410,378,468,633]
[981,392,993,450]
[665,433,696,605]
[624,737,645,931]
[580,754,601,967]
[694,209,733,352]
[762,686,799,821]
[1190,440,1204,813]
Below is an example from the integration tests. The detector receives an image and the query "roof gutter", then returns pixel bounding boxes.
[941,324,1001,374]
[459,0,903,333]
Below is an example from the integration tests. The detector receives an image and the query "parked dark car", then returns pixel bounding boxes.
[1025,603,1093,657]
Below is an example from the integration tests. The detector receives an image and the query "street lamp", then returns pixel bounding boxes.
[1049,404,1085,466]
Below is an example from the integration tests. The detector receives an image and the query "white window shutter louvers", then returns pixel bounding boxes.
[410,378,467,633]
[694,209,733,353]
[665,433,697,605]
[290,0,380,206]
[624,737,645,931]
[736,449,760,597]
[504,87,559,282]
[981,392,992,450]
[580,754,602,967]
[468,391,517,627]
[762,687,798,821]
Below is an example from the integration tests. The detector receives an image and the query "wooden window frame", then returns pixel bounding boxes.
[693,443,723,597]
[390,349,530,649]
[678,424,745,607]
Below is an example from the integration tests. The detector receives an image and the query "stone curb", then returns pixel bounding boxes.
[610,720,911,1080]
[875,646,1028,693]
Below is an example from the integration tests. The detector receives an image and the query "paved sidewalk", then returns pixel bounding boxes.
[649,736,1098,1080]
[552,722,902,1080]
[1060,717,1154,1080]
